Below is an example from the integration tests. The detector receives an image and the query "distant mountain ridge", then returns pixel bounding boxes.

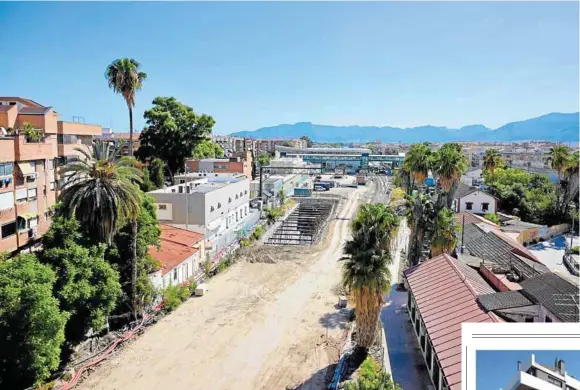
[230,112,579,143]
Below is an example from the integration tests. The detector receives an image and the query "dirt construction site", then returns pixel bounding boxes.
[77,181,378,390]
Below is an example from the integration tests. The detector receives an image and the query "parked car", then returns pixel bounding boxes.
[314,185,328,191]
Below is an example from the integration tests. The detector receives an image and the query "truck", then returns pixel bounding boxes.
[356,175,366,186]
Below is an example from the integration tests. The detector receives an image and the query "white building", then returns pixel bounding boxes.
[502,354,580,390]
[452,183,498,215]
[147,177,259,260]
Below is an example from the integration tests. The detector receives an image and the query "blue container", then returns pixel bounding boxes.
[425,178,435,187]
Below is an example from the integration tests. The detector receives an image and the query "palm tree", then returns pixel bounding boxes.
[403,143,432,187]
[482,148,504,181]
[547,145,571,181]
[562,151,579,216]
[405,194,435,266]
[105,58,147,158]
[430,208,460,257]
[430,143,468,208]
[59,140,143,310]
[342,203,399,349]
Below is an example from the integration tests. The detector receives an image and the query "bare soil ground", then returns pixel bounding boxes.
[77,186,367,390]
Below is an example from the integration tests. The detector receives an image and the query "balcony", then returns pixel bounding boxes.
[14,134,56,161]
[57,121,101,136]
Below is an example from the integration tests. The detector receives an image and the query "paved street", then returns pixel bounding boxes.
[529,235,580,275]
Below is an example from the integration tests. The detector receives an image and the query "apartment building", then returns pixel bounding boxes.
[502,354,580,390]
[147,176,259,261]
[257,138,307,154]
[0,97,101,253]
[184,150,253,179]
[212,135,257,155]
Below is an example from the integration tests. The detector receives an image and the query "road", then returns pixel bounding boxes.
[77,185,368,390]
[529,235,580,276]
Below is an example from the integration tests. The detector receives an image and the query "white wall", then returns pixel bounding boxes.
[454,191,496,214]
[156,202,173,220]
[157,252,201,290]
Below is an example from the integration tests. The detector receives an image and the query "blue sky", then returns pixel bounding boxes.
[0,2,578,135]
[477,350,580,390]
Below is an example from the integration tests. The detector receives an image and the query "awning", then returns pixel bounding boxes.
[19,213,38,219]
[17,162,35,176]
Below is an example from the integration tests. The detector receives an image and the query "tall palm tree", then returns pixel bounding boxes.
[547,145,572,211]
[403,143,432,187]
[430,208,460,257]
[482,148,504,181]
[105,58,147,158]
[405,194,435,266]
[562,151,579,216]
[430,143,468,208]
[59,140,143,310]
[342,203,399,349]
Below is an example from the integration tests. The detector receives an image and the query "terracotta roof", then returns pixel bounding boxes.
[148,239,198,276]
[404,254,502,390]
[160,224,204,247]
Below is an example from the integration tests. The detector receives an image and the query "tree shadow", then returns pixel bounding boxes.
[319,308,353,330]
[287,364,336,390]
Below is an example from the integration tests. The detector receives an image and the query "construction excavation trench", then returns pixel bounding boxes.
[266,198,338,245]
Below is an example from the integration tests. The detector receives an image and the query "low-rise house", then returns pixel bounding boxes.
[185,150,253,179]
[148,224,204,290]
[502,354,580,390]
[404,254,503,390]
[478,272,579,323]
[452,183,497,214]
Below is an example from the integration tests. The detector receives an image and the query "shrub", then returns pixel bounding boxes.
[203,260,213,278]
[187,280,198,295]
[240,238,252,247]
[162,285,184,313]
[343,357,402,390]
[252,225,264,240]
[217,261,228,274]
[265,207,284,224]
[572,246,580,255]
[483,213,500,225]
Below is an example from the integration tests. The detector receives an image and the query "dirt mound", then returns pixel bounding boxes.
[239,245,313,264]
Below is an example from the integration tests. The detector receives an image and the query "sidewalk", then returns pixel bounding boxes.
[380,222,432,390]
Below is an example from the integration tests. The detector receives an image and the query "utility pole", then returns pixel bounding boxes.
[185,183,190,231]
[570,203,575,249]
[461,214,466,254]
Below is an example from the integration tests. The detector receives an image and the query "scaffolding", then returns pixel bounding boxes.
[266,198,336,245]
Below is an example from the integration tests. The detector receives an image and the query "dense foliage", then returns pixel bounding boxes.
[430,208,460,257]
[300,135,313,148]
[41,218,122,342]
[0,254,68,389]
[136,96,215,180]
[343,356,402,390]
[192,139,224,159]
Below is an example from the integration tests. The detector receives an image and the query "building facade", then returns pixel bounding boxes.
[185,151,253,179]
[0,97,101,253]
[502,354,580,390]
[452,183,498,214]
[147,177,259,260]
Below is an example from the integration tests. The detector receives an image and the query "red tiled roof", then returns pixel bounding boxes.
[455,212,499,229]
[148,239,198,276]
[160,224,204,247]
[404,254,502,390]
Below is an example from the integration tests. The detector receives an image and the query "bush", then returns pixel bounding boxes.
[217,261,228,274]
[343,357,402,390]
[572,246,580,255]
[187,280,198,295]
[203,260,213,278]
[240,238,252,247]
[252,225,264,240]
[265,207,284,224]
[483,213,500,225]
[162,284,190,313]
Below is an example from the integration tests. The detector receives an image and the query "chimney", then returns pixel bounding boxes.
[558,360,565,376]
[517,361,522,372]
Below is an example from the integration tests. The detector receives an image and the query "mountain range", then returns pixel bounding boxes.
[230,112,579,143]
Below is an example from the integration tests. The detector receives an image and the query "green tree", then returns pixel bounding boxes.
[257,153,271,166]
[149,157,166,189]
[192,139,224,159]
[0,253,68,389]
[562,151,579,216]
[403,143,432,186]
[546,145,571,181]
[107,195,161,311]
[105,58,147,157]
[281,140,294,147]
[300,135,313,148]
[41,217,122,342]
[430,208,460,257]
[343,357,402,390]
[430,143,468,208]
[342,203,399,349]
[278,189,287,205]
[482,148,504,179]
[136,97,215,181]
[59,141,143,312]
[140,168,156,192]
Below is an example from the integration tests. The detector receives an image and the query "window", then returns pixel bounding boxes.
[426,341,432,370]
[15,188,27,202]
[432,364,440,389]
[240,192,243,198]
[465,202,473,210]
[27,188,37,200]
[1,221,16,238]
[547,376,562,387]
[16,217,26,231]
[235,194,238,199]
[244,190,248,195]
[210,206,215,212]
[26,175,36,184]
[0,192,14,211]
[217,203,221,209]
[0,162,13,177]
[173,269,178,281]
[28,217,38,228]
[228,197,232,203]
[158,204,167,210]
[37,160,45,171]
[481,202,489,212]
[180,179,185,184]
